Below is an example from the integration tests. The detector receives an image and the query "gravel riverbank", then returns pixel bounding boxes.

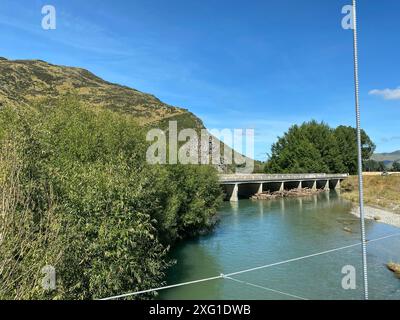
[350,205,400,228]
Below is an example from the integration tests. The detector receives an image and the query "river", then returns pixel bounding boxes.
[160,191,400,300]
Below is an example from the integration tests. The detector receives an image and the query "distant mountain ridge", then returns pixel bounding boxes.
[0,57,203,130]
[372,150,400,167]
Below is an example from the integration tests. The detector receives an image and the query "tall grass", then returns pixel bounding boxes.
[0,139,63,299]
[341,175,400,213]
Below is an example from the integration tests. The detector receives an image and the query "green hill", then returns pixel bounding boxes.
[0,57,251,172]
[0,57,203,130]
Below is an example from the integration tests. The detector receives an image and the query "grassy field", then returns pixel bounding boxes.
[341,174,400,213]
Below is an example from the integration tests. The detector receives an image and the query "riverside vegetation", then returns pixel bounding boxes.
[341,175,400,214]
[0,97,222,299]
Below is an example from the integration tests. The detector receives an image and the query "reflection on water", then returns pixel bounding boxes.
[160,192,400,300]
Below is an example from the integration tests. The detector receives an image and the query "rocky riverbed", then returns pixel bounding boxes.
[251,188,324,200]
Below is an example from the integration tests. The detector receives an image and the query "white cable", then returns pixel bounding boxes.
[99,232,400,300]
[226,232,400,278]
[224,276,308,300]
[99,274,223,300]
[352,0,369,300]
[224,242,361,278]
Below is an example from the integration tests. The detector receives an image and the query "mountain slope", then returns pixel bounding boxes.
[0,57,203,129]
[0,57,253,172]
[372,150,400,167]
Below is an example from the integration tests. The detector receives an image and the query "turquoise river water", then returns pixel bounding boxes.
[160,191,400,300]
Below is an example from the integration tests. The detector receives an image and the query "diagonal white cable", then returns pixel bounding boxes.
[99,232,400,300]
[223,242,361,278]
[224,276,308,300]
[99,275,223,301]
[225,232,400,278]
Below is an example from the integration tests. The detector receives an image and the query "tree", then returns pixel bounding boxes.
[333,126,376,174]
[392,161,400,172]
[363,159,386,172]
[265,121,375,174]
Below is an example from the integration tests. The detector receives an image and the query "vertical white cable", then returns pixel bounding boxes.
[352,0,369,300]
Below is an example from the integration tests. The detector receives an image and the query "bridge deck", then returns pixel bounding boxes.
[219,173,348,184]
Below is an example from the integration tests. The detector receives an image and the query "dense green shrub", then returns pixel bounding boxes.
[0,97,222,299]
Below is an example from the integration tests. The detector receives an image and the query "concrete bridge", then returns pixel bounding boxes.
[219,173,348,202]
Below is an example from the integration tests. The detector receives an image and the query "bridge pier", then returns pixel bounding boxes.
[316,179,330,191]
[283,180,302,191]
[230,183,238,202]
[238,183,264,199]
[329,179,341,190]
[263,181,285,193]
[298,181,302,189]
[222,184,239,202]
[302,180,317,190]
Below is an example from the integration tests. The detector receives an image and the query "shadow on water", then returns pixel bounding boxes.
[159,237,223,300]
[160,191,400,300]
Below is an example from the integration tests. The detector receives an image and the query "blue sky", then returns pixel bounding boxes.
[1,0,399,160]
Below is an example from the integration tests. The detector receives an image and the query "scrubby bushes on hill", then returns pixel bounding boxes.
[0,97,222,299]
